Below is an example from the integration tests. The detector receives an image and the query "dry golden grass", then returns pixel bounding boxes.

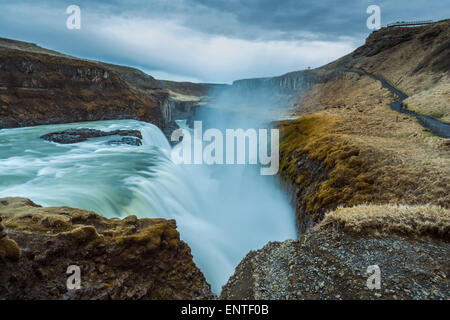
[293,72,394,114]
[404,77,450,123]
[279,110,450,222]
[319,204,450,240]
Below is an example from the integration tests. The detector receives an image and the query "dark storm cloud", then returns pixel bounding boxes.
[66,0,449,40]
[182,0,449,40]
[183,0,364,39]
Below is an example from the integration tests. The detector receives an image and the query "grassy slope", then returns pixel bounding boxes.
[352,20,450,123]
[278,23,450,234]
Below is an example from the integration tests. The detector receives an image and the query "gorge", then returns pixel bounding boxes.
[1,18,449,300]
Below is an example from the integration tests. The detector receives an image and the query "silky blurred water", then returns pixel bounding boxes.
[0,119,296,293]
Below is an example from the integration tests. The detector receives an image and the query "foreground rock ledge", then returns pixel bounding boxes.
[0,197,214,300]
[221,205,449,300]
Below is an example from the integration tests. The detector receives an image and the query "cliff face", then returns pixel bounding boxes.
[0,38,169,130]
[101,63,172,125]
[217,70,320,111]
[232,70,318,93]
[0,38,217,134]
[0,197,214,299]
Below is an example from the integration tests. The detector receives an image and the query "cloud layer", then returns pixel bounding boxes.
[0,0,447,82]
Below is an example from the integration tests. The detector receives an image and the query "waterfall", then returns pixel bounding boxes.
[0,119,297,294]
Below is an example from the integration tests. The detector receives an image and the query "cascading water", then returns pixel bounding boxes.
[0,118,297,294]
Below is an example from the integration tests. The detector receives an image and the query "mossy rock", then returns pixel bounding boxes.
[0,237,21,261]
[62,225,103,244]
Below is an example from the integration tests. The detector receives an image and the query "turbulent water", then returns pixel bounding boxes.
[0,119,296,293]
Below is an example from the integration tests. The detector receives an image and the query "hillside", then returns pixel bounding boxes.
[324,19,450,123]
[223,20,449,123]
[273,20,450,232]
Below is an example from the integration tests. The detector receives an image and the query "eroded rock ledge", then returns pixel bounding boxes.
[0,197,214,300]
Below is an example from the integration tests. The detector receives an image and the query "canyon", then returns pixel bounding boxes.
[0,19,449,299]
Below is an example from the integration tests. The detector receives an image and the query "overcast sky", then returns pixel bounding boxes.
[0,0,448,83]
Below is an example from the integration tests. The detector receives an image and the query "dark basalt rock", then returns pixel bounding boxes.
[107,137,142,146]
[40,128,142,144]
[221,228,449,300]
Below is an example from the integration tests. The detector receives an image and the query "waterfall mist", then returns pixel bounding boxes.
[175,85,298,292]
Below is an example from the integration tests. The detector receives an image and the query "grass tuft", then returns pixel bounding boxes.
[319,204,450,240]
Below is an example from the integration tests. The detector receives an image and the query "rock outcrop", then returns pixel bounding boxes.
[40,128,142,145]
[0,197,214,300]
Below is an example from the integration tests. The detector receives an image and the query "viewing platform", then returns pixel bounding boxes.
[387,20,433,27]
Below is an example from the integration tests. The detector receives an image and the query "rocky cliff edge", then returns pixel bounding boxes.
[0,197,214,300]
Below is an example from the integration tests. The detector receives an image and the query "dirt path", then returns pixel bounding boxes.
[341,68,450,138]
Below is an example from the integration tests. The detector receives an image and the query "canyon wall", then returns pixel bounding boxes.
[0,37,219,136]
[0,38,167,130]
[232,69,318,93]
